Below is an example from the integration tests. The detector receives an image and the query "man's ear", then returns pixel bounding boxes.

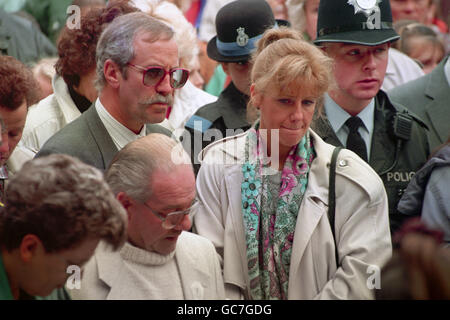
[250,84,261,108]
[117,192,135,224]
[103,59,122,89]
[19,234,43,263]
[117,192,133,209]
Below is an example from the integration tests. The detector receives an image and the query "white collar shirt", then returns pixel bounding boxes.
[324,93,375,160]
[444,57,450,87]
[95,99,146,150]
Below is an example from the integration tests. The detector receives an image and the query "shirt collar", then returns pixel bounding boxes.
[444,56,450,87]
[0,166,8,179]
[324,93,374,133]
[95,99,146,150]
[0,253,14,300]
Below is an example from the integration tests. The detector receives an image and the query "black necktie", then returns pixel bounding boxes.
[345,116,368,162]
[0,179,4,204]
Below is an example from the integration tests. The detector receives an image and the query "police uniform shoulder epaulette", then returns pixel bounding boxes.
[185,103,222,132]
[391,100,429,130]
[382,91,428,130]
[185,115,213,132]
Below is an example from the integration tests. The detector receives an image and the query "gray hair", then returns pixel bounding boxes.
[105,134,191,202]
[0,154,127,252]
[95,11,175,91]
[142,2,199,70]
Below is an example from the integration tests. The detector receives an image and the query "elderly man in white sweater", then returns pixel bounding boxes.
[68,134,225,300]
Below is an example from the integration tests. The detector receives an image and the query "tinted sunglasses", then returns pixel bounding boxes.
[127,63,189,89]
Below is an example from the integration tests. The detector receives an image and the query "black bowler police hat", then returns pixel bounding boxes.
[207,0,288,62]
[314,0,399,46]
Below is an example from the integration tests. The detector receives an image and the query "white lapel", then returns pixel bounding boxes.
[288,130,333,289]
[175,232,212,299]
[223,164,249,290]
[287,193,326,287]
[94,243,127,299]
[52,75,82,124]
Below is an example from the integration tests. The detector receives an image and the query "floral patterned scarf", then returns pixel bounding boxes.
[241,122,315,300]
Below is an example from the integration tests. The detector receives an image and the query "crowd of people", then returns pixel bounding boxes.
[0,0,449,301]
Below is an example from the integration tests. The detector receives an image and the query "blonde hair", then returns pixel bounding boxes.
[250,27,334,113]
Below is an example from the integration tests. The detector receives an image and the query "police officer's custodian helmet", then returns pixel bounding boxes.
[207,0,288,62]
[314,0,400,46]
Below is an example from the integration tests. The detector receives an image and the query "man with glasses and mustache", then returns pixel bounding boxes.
[36,12,188,170]
[69,133,225,300]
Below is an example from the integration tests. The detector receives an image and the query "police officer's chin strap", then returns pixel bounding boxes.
[379,99,413,176]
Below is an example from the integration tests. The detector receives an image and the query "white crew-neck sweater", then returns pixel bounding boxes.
[119,242,184,299]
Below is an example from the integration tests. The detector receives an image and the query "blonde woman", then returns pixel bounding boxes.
[193,28,392,299]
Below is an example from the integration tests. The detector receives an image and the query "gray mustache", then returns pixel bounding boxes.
[141,94,174,106]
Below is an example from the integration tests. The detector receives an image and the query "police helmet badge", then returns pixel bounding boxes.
[348,0,381,29]
[236,27,249,47]
[314,0,399,46]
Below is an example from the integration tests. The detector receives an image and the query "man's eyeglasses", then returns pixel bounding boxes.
[141,199,199,230]
[127,63,189,89]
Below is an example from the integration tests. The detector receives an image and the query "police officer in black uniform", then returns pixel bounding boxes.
[183,0,286,175]
[311,0,430,235]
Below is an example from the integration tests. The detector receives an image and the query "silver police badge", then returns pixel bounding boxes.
[348,0,380,17]
[236,27,249,47]
[348,0,381,29]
